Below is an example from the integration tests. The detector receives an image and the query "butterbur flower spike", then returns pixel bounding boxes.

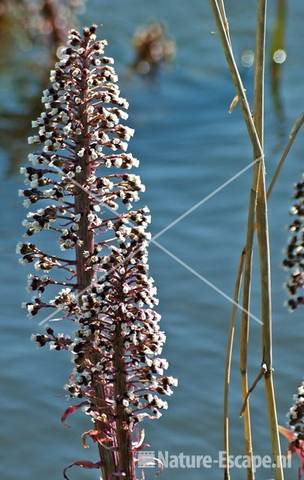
[279,382,304,478]
[18,25,177,480]
[283,177,304,311]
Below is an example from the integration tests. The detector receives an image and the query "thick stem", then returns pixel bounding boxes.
[74,53,116,480]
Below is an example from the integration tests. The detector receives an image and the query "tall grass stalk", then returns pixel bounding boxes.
[209,2,284,479]
[224,111,304,480]
[223,249,245,480]
[253,3,284,479]
[267,113,304,199]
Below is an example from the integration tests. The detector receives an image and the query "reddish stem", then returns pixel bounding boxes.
[74,44,116,480]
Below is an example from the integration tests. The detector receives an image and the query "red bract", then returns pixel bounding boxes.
[81,429,112,449]
[279,426,304,477]
[63,460,102,480]
[61,401,89,424]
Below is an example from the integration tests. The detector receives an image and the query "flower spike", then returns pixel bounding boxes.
[283,178,304,311]
[19,25,176,480]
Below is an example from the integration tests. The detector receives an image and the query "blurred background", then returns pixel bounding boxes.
[0,0,303,479]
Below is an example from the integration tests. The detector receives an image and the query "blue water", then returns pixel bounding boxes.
[1,1,304,479]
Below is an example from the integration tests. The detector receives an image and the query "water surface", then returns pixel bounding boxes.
[1,1,304,479]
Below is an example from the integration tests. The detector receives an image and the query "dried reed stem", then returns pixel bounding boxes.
[254,4,284,479]
[217,0,231,43]
[224,110,304,480]
[267,113,304,199]
[223,248,246,480]
[209,2,260,477]
[209,2,284,479]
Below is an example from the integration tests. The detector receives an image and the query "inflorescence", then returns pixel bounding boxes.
[18,25,176,480]
[288,382,304,445]
[283,178,304,311]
